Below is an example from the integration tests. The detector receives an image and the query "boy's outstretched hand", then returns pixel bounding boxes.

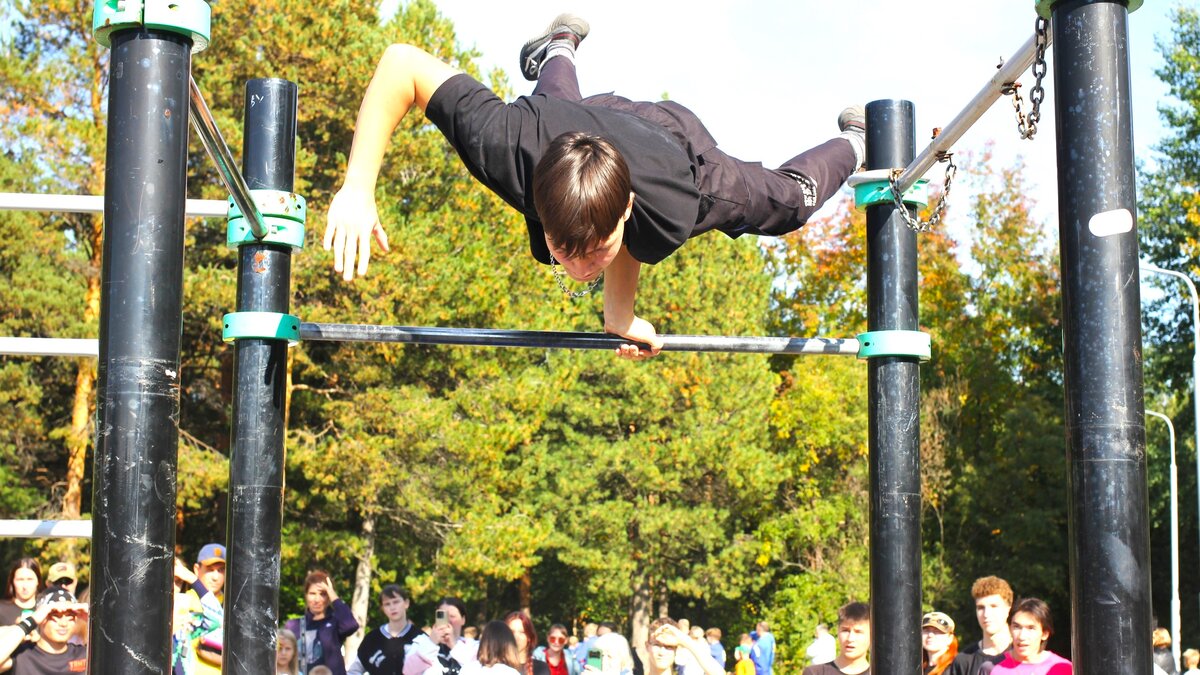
[610,316,663,360]
[324,186,390,281]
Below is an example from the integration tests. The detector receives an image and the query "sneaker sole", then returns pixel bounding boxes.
[519,14,590,81]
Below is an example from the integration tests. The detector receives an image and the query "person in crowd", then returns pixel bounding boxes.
[534,623,578,675]
[505,611,548,675]
[350,584,423,675]
[285,569,360,675]
[68,587,88,647]
[638,618,723,675]
[574,624,597,672]
[44,562,78,598]
[672,621,696,675]
[802,602,870,675]
[0,558,41,626]
[1155,628,1179,675]
[733,635,754,675]
[703,628,724,672]
[322,14,864,361]
[0,587,88,673]
[587,631,636,675]
[749,622,774,675]
[171,544,227,675]
[278,628,300,675]
[312,668,335,675]
[461,621,522,675]
[1182,648,1199,675]
[992,598,1071,675]
[959,576,1013,672]
[465,627,480,641]
[805,624,835,666]
[404,596,479,675]
[920,612,959,675]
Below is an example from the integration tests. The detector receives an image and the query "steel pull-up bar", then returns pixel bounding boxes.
[893,24,1053,193]
[188,75,269,238]
[302,323,862,355]
[0,191,227,218]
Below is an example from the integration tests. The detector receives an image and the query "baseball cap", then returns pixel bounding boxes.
[37,587,77,609]
[196,543,226,566]
[47,561,77,583]
[921,611,955,634]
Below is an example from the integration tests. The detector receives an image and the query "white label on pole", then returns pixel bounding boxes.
[1088,208,1134,237]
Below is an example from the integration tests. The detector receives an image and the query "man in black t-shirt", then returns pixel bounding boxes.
[348,584,423,675]
[324,14,864,360]
[0,588,88,674]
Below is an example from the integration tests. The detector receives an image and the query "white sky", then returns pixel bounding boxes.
[381,0,1185,251]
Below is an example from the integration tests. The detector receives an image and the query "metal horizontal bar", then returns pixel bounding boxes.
[0,337,99,358]
[300,322,861,356]
[0,192,227,218]
[0,519,92,539]
[894,24,1054,193]
[188,76,269,237]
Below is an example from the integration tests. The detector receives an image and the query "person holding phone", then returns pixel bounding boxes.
[584,632,636,675]
[404,597,479,675]
[285,570,359,675]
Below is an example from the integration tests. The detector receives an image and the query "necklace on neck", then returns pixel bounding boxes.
[549,254,602,298]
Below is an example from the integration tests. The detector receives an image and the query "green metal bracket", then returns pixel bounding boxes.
[849,171,929,210]
[222,311,301,344]
[93,0,212,52]
[227,190,307,248]
[1035,0,1141,19]
[857,330,931,362]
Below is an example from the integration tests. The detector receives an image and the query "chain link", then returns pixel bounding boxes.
[888,154,957,233]
[549,254,602,298]
[1005,16,1049,140]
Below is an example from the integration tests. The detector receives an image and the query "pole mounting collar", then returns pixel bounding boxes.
[93,0,212,52]
[1035,0,1141,19]
[223,312,301,345]
[856,330,931,362]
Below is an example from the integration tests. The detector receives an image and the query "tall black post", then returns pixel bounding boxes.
[1051,1,1151,671]
[224,78,298,674]
[865,100,921,674]
[91,28,192,675]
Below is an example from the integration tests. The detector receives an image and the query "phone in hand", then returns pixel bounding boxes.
[435,609,449,627]
[587,648,603,671]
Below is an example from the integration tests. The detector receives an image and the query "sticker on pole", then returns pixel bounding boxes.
[1088,208,1133,238]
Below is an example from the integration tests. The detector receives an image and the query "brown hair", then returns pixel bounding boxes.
[479,620,521,669]
[303,569,330,593]
[1009,597,1054,650]
[647,617,679,648]
[838,601,871,625]
[971,576,1014,605]
[532,131,632,260]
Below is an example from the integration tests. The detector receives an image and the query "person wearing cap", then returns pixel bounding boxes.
[44,562,78,599]
[0,588,88,673]
[921,612,960,675]
[171,543,227,675]
[801,602,870,675]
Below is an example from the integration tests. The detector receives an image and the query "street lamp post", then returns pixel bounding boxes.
[1141,262,1198,657]
[1147,409,1181,671]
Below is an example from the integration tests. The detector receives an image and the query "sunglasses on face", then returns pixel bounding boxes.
[548,636,567,645]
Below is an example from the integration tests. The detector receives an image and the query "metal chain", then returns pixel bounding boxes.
[549,254,602,298]
[888,154,957,233]
[1005,16,1050,140]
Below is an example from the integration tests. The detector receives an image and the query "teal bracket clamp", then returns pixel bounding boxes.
[227,190,307,249]
[857,330,932,362]
[93,0,212,52]
[1035,0,1140,19]
[848,170,929,210]
[223,311,301,345]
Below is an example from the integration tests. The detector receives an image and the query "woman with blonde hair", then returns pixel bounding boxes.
[1154,627,1178,675]
[277,628,299,675]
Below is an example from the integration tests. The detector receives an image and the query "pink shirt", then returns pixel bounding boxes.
[992,652,1072,675]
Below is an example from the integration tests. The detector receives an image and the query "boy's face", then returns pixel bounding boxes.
[975,594,1012,637]
[837,619,870,661]
[195,561,226,595]
[381,594,409,622]
[546,194,633,282]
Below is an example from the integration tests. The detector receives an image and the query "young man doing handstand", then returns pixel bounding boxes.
[325,14,864,359]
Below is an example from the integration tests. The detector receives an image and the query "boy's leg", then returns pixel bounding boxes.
[533,55,583,102]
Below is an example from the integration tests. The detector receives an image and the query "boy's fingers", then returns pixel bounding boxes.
[374,222,390,252]
[332,224,346,273]
[322,218,336,250]
[342,230,358,281]
[357,228,372,277]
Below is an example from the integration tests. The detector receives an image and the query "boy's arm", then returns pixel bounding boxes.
[602,246,663,359]
[325,43,461,281]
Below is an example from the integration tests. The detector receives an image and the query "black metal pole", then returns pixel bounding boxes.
[224,78,298,674]
[1051,0,1151,670]
[90,27,192,675]
[864,99,921,674]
